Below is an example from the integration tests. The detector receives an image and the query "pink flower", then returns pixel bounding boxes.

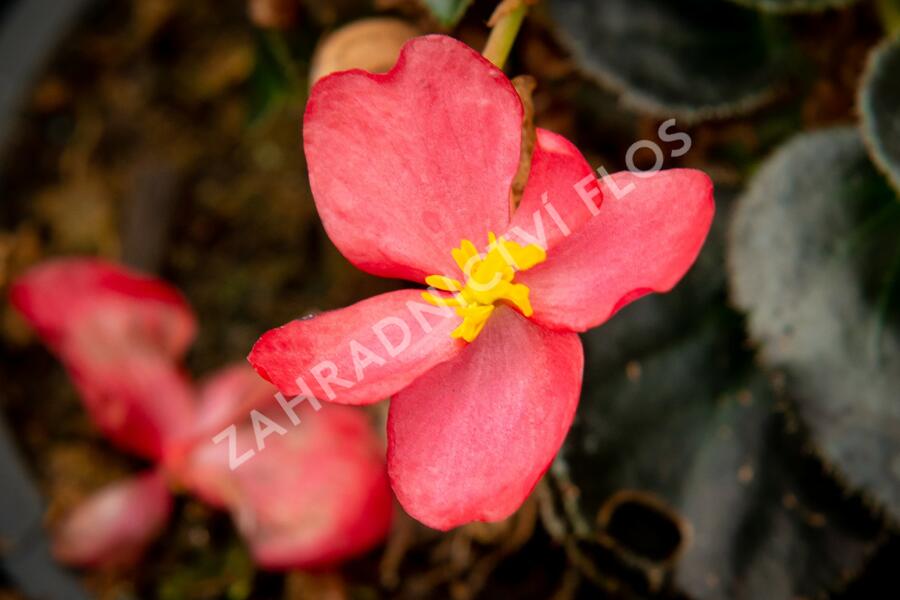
[249,35,714,530]
[10,259,392,569]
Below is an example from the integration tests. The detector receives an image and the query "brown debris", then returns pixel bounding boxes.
[248,0,299,30]
[510,74,537,212]
[310,18,420,85]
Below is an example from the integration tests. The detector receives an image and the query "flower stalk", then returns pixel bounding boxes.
[877,0,900,36]
[482,0,529,69]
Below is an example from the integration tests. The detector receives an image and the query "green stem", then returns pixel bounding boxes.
[877,0,900,36]
[264,30,303,90]
[482,3,528,70]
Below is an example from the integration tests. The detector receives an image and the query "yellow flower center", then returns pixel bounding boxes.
[422,232,546,342]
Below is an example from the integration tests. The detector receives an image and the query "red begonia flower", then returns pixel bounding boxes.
[10,259,196,459]
[180,364,393,569]
[10,259,393,569]
[249,35,715,530]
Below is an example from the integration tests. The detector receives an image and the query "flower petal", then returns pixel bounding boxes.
[158,362,277,488]
[67,352,197,460]
[182,397,393,569]
[304,34,523,281]
[249,290,464,405]
[517,169,714,332]
[506,128,602,253]
[53,471,171,568]
[166,362,283,507]
[387,307,583,530]
[193,363,279,439]
[10,258,195,356]
[10,259,197,459]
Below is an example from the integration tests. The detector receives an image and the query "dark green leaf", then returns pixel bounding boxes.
[420,0,473,27]
[860,37,900,196]
[549,0,797,121]
[549,185,881,599]
[558,319,882,598]
[729,127,900,521]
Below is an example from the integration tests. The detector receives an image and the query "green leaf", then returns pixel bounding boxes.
[549,187,880,598]
[548,0,797,121]
[557,321,880,598]
[729,127,900,522]
[420,0,473,27]
[727,0,860,13]
[860,37,900,196]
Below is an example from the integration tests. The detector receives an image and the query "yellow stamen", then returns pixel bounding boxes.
[424,275,462,292]
[423,232,547,342]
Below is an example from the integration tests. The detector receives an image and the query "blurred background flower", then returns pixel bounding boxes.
[11,259,392,574]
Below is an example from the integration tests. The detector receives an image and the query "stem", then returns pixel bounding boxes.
[264,30,303,90]
[877,0,900,36]
[482,2,528,70]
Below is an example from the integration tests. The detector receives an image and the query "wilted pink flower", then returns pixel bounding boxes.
[249,35,714,530]
[11,259,392,569]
